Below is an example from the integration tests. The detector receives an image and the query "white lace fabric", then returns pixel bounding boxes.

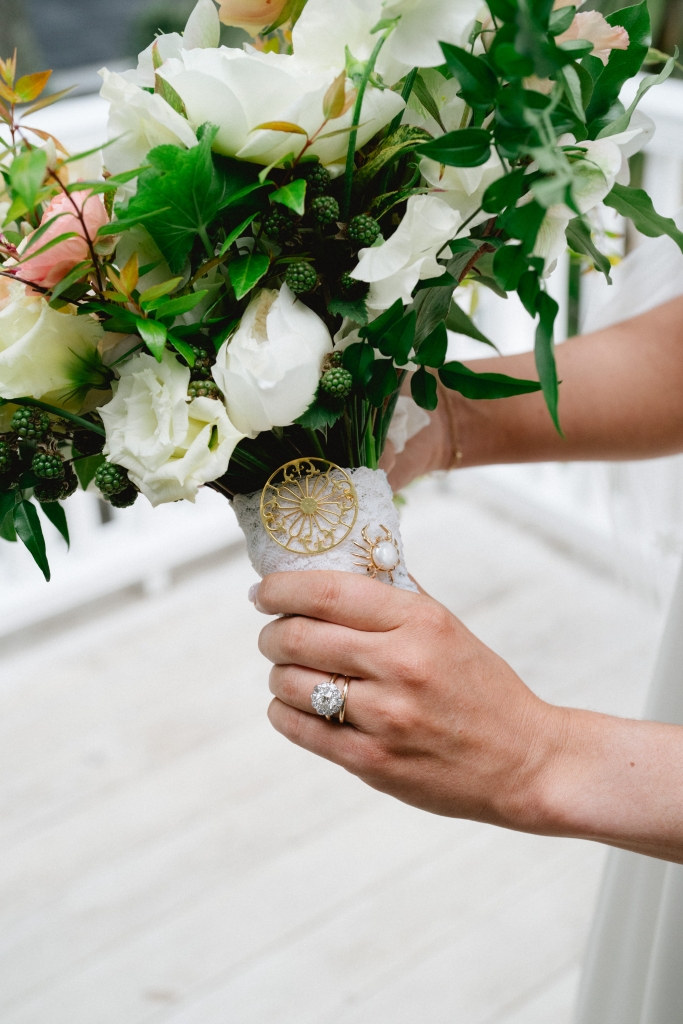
[232,467,418,592]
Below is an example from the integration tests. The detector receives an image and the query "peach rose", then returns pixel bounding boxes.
[217,0,289,34]
[18,190,109,290]
[556,10,629,65]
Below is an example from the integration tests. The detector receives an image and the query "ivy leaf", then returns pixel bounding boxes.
[328,296,369,325]
[40,500,69,549]
[13,499,50,581]
[535,291,561,433]
[439,361,542,399]
[565,217,612,281]
[270,179,307,217]
[439,43,499,109]
[416,128,492,168]
[296,393,345,429]
[228,252,270,300]
[603,184,683,253]
[411,366,438,410]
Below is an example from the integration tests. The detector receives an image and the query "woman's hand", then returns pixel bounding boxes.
[256,570,563,829]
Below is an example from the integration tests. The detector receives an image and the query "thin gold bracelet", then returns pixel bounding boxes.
[438,382,464,469]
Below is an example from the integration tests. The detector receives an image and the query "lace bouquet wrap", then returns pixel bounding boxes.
[0,0,676,584]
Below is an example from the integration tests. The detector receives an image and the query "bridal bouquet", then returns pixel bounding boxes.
[0,0,679,584]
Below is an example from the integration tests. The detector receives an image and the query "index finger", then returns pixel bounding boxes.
[255,570,422,631]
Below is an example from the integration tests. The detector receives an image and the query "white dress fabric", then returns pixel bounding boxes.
[575,219,683,1024]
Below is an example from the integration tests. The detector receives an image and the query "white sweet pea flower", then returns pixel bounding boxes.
[98,70,198,192]
[99,350,244,507]
[350,195,462,310]
[212,285,333,437]
[555,10,629,65]
[533,115,655,272]
[0,282,104,404]
[158,45,403,173]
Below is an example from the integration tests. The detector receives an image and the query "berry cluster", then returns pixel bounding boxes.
[95,462,139,509]
[321,367,353,399]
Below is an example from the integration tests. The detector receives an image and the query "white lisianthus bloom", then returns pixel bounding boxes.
[212,285,333,437]
[351,195,463,310]
[99,351,244,506]
[158,46,403,173]
[98,70,198,191]
[533,115,654,272]
[0,282,103,403]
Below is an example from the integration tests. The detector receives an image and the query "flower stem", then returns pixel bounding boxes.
[342,30,391,222]
[1,397,106,436]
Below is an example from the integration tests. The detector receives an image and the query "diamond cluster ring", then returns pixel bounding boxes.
[311,675,350,722]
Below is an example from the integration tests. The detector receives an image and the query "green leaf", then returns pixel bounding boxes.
[414,271,457,293]
[13,499,50,581]
[493,244,528,290]
[167,333,198,366]
[439,361,542,399]
[492,42,535,79]
[565,217,612,281]
[445,302,496,349]
[74,453,105,491]
[482,168,526,214]
[359,299,404,342]
[557,64,586,124]
[354,125,432,190]
[219,213,258,256]
[262,0,308,33]
[135,318,168,361]
[440,43,499,108]
[49,261,93,306]
[416,128,492,168]
[148,290,209,318]
[516,269,541,316]
[414,321,448,367]
[603,184,683,253]
[40,500,69,548]
[535,291,561,432]
[412,244,481,344]
[411,366,438,410]
[154,73,187,116]
[10,148,47,211]
[499,201,546,254]
[0,491,17,541]
[597,52,675,138]
[270,179,307,216]
[328,296,369,325]
[548,5,576,36]
[412,74,446,131]
[342,341,374,385]
[228,252,270,300]
[585,1,651,128]
[0,506,16,542]
[295,393,345,429]
[377,311,416,366]
[139,277,184,307]
[366,358,398,407]
[97,208,173,239]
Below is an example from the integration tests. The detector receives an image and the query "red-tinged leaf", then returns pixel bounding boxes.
[323,71,347,120]
[21,126,70,155]
[14,70,52,103]
[21,86,75,118]
[119,252,139,296]
[252,121,308,136]
[0,80,19,104]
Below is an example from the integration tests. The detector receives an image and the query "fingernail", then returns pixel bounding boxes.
[248,582,267,614]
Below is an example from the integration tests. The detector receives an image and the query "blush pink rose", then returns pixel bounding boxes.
[217,0,288,34]
[557,10,629,65]
[19,190,109,290]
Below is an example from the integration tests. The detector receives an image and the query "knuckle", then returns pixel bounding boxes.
[280,617,310,662]
[313,573,343,620]
[278,665,302,703]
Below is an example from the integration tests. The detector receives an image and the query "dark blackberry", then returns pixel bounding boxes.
[95,462,129,497]
[311,195,340,226]
[320,367,353,398]
[34,467,78,503]
[339,271,369,300]
[11,408,50,442]
[108,484,138,509]
[32,451,65,480]
[348,214,381,246]
[188,380,222,400]
[296,162,332,198]
[72,428,105,457]
[263,208,297,242]
[285,262,317,295]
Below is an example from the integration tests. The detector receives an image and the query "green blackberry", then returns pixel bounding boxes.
[188,380,221,400]
[296,162,331,198]
[285,261,317,295]
[108,484,139,509]
[34,467,78,503]
[320,367,353,398]
[327,351,343,368]
[72,428,105,457]
[11,408,50,442]
[95,462,129,497]
[348,214,380,246]
[263,208,297,242]
[311,195,340,226]
[339,271,369,300]
[186,345,214,380]
[0,440,13,474]
[32,451,65,480]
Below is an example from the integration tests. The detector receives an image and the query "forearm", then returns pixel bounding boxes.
[453,295,683,467]
[524,706,683,862]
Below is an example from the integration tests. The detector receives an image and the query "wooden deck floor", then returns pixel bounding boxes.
[0,476,664,1023]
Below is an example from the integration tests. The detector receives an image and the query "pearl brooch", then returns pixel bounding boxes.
[353,525,401,583]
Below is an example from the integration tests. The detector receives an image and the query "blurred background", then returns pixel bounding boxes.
[1,2,683,1023]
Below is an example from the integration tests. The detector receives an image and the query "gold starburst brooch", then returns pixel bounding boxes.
[260,458,358,555]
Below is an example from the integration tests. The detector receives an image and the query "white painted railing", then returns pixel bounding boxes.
[2,78,683,631]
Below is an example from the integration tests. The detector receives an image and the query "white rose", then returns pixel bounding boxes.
[100,350,244,507]
[158,45,403,173]
[0,282,104,404]
[212,285,333,437]
[122,0,221,89]
[98,70,198,193]
[534,115,654,272]
[350,194,463,310]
